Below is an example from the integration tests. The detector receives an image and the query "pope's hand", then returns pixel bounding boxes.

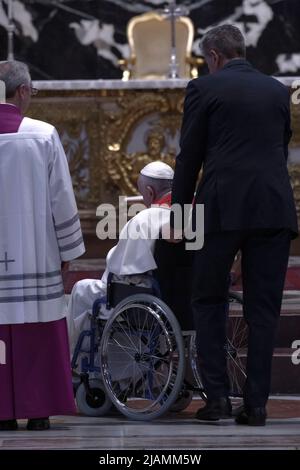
[166,228,184,244]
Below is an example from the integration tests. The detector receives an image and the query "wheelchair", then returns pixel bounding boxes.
[71,240,246,421]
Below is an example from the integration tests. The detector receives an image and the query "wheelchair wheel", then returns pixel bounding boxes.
[227,291,247,397]
[100,294,185,421]
[72,375,81,396]
[188,333,207,401]
[76,378,113,416]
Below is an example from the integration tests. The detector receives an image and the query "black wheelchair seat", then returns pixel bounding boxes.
[106,274,157,310]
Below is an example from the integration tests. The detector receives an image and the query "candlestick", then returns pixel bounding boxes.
[163,0,189,79]
[7,0,15,61]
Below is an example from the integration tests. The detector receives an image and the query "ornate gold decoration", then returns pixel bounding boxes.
[289,94,300,218]
[291,100,300,148]
[109,127,176,194]
[100,90,184,196]
[28,98,102,209]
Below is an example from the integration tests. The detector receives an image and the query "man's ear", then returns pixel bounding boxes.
[146,185,155,203]
[210,49,219,65]
[17,84,26,100]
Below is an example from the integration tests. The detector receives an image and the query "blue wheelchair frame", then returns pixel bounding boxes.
[71,272,161,383]
[71,296,106,376]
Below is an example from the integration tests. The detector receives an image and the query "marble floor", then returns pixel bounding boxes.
[1,398,300,450]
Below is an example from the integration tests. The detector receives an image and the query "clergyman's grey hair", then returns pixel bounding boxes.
[201,25,246,59]
[0,61,31,99]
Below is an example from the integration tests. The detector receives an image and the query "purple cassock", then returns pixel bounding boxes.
[0,104,76,420]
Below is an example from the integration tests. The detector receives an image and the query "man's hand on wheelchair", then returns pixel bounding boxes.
[166,227,184,244]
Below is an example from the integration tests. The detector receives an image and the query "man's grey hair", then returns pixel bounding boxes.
[0,61,31,99]
[201,25,246,59]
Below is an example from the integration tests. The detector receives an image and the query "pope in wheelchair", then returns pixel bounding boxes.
[67,161,245,421]
[67,161,189,420]
[67,161,174,351]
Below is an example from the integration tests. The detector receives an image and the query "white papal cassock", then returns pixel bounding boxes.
[67,206,171,353]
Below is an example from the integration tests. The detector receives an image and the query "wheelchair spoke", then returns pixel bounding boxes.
[228,353,246,395]
[107,338,136,360]
[113,316,140,354]
[231,318,247,349]
[135,307,143,355]
[226,304,248,397]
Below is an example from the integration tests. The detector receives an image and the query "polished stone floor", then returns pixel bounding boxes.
[1,398,300,450]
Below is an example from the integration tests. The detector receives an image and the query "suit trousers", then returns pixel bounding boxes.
[191,229,291,407]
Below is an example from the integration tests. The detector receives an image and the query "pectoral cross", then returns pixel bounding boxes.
[0,252,15,272]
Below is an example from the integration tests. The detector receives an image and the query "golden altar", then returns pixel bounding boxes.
[30,78,300,256]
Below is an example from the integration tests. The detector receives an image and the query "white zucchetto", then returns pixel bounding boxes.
[140,161,174,180]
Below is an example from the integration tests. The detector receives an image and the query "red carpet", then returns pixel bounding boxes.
[283,267,300,290]
[63,270,102,294]
[63,266,300,294]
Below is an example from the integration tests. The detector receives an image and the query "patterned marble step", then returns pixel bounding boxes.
[231,347,300,394]
[222,302,299,394]
[276,312,300,348]
[229,293,300,348]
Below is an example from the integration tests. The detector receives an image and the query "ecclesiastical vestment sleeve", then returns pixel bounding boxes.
[49,129,85,261]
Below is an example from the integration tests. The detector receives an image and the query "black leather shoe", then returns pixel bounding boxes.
[0,419,18,431]
[27,418,50,431]
[235,406,266,426]
[196,397,232,421]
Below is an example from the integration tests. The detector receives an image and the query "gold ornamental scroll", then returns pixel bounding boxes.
[27,80,300,256]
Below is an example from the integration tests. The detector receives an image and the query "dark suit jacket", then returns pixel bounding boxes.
[171,59,298,236]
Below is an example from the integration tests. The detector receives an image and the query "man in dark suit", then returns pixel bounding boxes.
[171,25,298,426]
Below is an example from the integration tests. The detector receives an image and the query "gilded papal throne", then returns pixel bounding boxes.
[119,11,204,80]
